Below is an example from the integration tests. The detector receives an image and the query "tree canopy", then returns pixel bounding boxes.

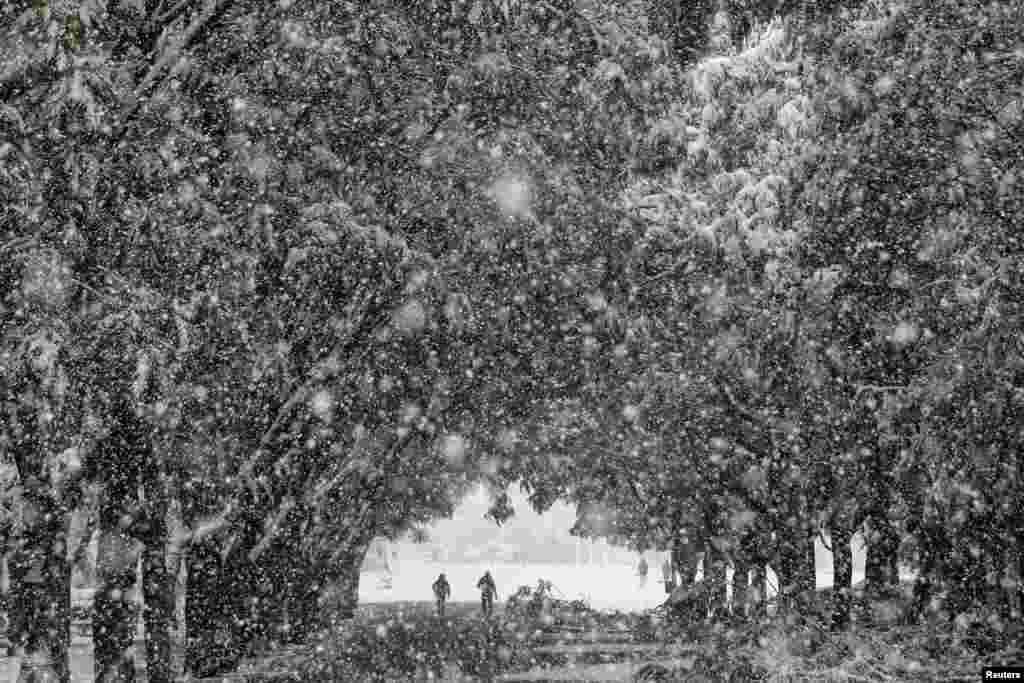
[1,0,1022,678]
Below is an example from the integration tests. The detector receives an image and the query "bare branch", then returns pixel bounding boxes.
[153,0,202,27]
[132,0,234,100]
[246,496,296,562]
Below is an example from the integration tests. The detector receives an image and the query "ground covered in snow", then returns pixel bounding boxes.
[356,537,901,612]
[360,561,673,613]
[228,600,1012,682]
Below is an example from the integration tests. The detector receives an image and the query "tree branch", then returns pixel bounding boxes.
[153,0,202,27]
[0,59,56,103]
[131,0,235,100]
[246,496,296,562]
[326,429,418,565]
[235,287,391,494]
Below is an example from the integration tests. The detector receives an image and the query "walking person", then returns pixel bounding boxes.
[637,555,649,589]
[477,570,497,618]
[662,558,676,594]
[432,573,450,617]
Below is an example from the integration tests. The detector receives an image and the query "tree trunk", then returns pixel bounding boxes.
[947,541,988,618]
[671,537,700,587]
[774,524,816,614]
[864,516,901,594]
[749,563,767,619]
[703,550,728,621]
[333,539,371,621]
[94,526,140,683]
[141,548,173,683]
[140,494,173,683]
[171,552,187,679]
[731,558,750,620]
[1012,545,1023,623]
[830,522,853,630]
[733,532,763,620]
[1,553,10,654]
[885,542,900,587]
[285,576,320,644]
[907,523,949,623]
[164,500,187,680]
[185,543,238,678]
[8,492,71,683]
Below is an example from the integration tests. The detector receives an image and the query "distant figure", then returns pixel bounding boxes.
[432,573,451,617]
[477,571,497,618]
[662,559,676,594]
[637,556,649,588]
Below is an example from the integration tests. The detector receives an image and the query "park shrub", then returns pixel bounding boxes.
[289,611,519,681]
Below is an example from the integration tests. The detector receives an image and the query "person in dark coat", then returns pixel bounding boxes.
[662,559,676,594]
[477,571,497,618]
[432,573,451,617]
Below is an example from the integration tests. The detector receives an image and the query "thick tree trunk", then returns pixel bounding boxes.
[333,539,371,621]
[9,493,71,683]
[141,547,173,683]
[94,527,140,683]
[749,563,767,619]
[885,543,899,587]
[947,541,988,618]
[170,552,187,679]
[731,558,750,619]
[333,562,361,620]
[907,523,949,623]
[864,516,901,594]
[774,524,816,614]
[703,550,728,620]
[91,398,151,683]
[830,522,853,630]
[1,553,9,654]
[185,543,238,678]
[732,532,763,620]
[285,576,321,644]
[138,474,176,683]
[664,535,704,623]
[671,538,700,587]
[259,537,317,645]
[140,510,173,683]
[164,500,187,680]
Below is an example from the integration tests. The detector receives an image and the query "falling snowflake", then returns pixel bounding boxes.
[440,434,467,465]
[310,390,333,422]
[890,321,919,345]
[393,300,427,334]
[488,173,533,218]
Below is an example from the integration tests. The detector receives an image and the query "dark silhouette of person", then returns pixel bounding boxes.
[432,573,451,617]
[637,556,649,577]
[662,559,676,594]
[477,570,497,618]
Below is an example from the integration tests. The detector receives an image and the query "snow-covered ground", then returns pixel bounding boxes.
[360,560,672,612]
[358,536,916,612]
